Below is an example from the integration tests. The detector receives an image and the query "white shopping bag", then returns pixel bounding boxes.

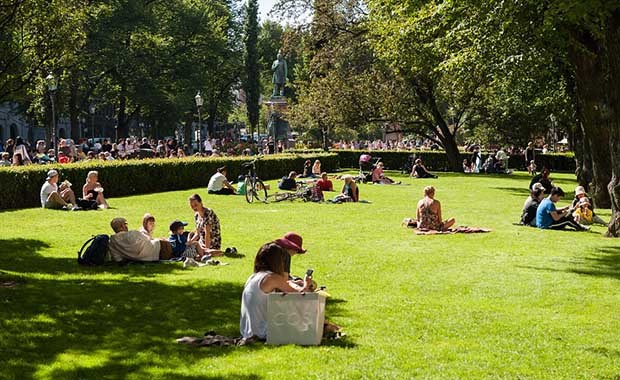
[266,292,326,346]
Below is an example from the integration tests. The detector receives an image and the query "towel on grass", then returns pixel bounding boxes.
[413,226,492,235]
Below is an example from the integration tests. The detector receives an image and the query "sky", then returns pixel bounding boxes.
[257,0,278,20]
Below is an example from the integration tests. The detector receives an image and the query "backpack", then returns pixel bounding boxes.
[77,234,110,266]
[77,198,99,210]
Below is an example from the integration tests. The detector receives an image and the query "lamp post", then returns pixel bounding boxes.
[89,104,96,142]
[195,91,204,154]
[45,72,59,150]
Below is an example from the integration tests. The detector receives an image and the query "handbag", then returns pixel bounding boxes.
[266,292,326,346]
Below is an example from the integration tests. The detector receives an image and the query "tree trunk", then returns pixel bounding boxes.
[68,71,80,141]
[573,122,594,192]
[605,11,620,236]
[116,85,128,139]
[569,32,613,209]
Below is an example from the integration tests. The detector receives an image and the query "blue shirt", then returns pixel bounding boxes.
[168,233,187,257]
[536,197,556,229]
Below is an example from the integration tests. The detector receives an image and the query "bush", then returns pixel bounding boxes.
[334,150,576,172]
[0,154,339,210]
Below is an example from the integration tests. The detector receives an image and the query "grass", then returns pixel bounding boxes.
[1,171,620,379]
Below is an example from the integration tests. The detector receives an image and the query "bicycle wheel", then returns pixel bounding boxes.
[255,179,268,203]
[244,177,254,203]
[272,192,290,202]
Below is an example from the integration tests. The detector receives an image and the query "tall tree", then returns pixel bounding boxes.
[244,0,260,138]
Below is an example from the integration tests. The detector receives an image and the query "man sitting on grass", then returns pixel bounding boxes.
[316,172,334,192]
[109,217,173,262]
[40,169,79,210]
[207,166,237,195]
[535,187,589,231]
[278,171,298,191]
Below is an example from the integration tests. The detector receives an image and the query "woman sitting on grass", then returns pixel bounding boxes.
[82,170,109,209]
[240,243,312,340]
[416,186,455,231]
[189,193,223,258]
[332,175,359,202]
[371,162,399,184]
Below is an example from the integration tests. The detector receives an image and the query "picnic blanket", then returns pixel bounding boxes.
[413,226,492,235]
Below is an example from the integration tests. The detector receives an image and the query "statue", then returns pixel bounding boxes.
[271,50,287,97]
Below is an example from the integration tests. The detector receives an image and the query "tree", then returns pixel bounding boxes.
[244,0,261,138]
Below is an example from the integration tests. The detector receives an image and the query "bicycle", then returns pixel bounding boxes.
[242,158,268,203]
[270,182,314,202]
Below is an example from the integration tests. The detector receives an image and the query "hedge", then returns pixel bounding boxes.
[0,153,339,210]
[334,150,576,172]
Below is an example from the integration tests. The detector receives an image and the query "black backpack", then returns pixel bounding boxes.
[77,235,110,266]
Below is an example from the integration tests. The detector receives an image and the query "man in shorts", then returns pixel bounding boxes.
[40,169,78,210]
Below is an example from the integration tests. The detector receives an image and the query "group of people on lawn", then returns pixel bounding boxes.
[40,169,109,211]
[520,168,606,231]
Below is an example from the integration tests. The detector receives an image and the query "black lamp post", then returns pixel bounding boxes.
[195,91,204,154]
[45,72,59,150]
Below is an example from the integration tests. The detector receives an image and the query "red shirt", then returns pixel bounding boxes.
[58,156,70,164]
[316,179,333,192]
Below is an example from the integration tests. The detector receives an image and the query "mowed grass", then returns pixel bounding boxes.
[1,171,619,379]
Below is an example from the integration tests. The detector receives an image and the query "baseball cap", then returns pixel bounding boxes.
[110,217,128,231]
[169,220,188,232]
[46,169,59,180]
[531,182,545,192]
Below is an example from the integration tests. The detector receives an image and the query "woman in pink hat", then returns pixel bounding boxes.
[273,232,307,279]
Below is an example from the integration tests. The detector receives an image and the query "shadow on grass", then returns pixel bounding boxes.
[567,246,620,279]
[519,246,620,280]
[492,186,531,197]
[0,239,355,378]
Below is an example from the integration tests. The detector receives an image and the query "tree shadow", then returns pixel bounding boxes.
[0,238,190,277]
[566,246,620,279]
[0,239,355,378]
[518,246,620,280]
[492,186,531,197]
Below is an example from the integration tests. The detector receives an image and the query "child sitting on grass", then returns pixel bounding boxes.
[168,220,198,259]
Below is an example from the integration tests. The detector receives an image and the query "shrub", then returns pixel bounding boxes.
[0,154,339,210]
[334,150,576,172]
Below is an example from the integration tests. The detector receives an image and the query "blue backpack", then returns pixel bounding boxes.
[77,235,110,266]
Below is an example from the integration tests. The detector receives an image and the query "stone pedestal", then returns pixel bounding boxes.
[265,96,291,147]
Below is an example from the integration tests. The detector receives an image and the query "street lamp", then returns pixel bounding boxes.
[45,72,59,150]
[89,104,96,141]
[195,91,204,154]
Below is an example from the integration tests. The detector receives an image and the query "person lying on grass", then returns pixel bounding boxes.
[416,186,455,231]
[239,242,313,341]
[109,217,173,262]
[188,193,224,258]
[535,186,589,231]
[278,171,298,191]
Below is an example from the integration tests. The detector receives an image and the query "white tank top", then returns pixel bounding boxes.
[240,271,272,339]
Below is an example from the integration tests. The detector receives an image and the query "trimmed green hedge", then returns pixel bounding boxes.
[0,154,339,210]
[335,150,576,172]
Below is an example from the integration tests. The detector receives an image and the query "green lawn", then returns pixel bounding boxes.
[1,171,619,379]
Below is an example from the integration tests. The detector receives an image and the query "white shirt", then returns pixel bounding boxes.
[204,139,213,151]
[207,172,227,192]
[109,230,160,262]
[40,181,57,207]
[240,271,272,339]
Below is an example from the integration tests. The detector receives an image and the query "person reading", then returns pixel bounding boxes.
[535,187,588,231]
[207,167,236,195]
